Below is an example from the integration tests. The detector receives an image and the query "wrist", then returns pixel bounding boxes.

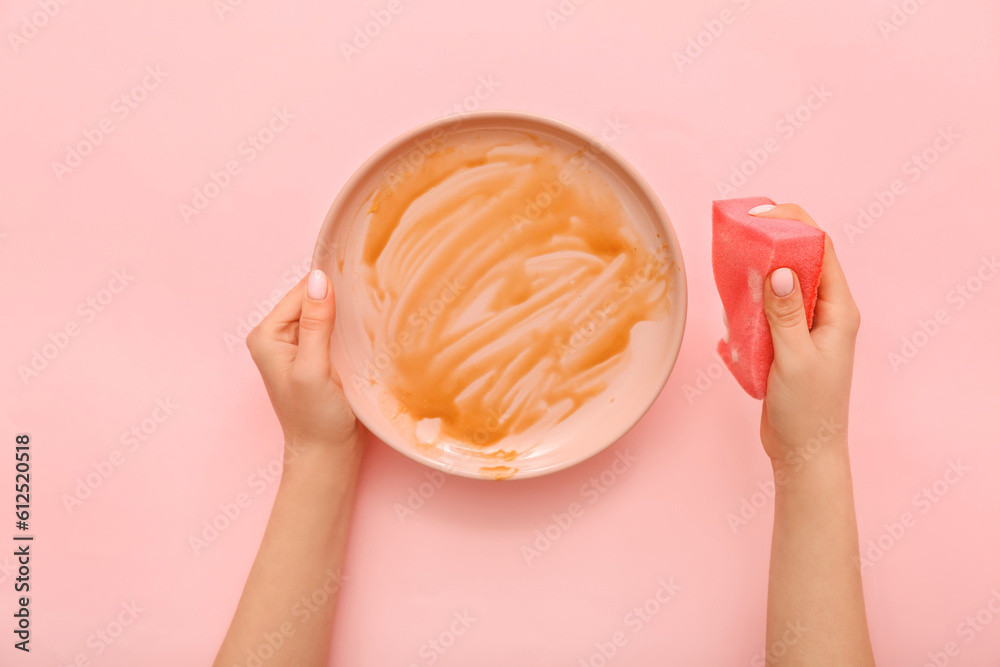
[771,437,853,494]
[279,434,365,492]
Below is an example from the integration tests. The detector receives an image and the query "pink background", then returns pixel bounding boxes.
[3,1,999,665]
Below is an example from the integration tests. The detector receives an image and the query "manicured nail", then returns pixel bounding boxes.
[749,204,776,216]
[307,269,328,300]
[771,268,794,297]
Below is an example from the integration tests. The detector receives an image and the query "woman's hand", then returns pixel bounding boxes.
[246,269,363,456]
[753,204,862,471]
[215,269,365,667]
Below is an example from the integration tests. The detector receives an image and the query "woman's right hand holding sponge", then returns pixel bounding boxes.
[753,203,862,469]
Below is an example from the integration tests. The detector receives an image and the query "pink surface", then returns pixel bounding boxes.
[2,1,999,665]
[713,196,826,399]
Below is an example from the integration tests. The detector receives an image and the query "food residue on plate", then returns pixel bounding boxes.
[343,129,677,461]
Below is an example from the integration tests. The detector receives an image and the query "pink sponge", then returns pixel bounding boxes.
[712,197,826,399]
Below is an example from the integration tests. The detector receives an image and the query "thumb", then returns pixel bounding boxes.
[763,267,813,363]
[295,269,336,374]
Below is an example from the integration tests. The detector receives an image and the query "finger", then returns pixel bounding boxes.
[750,202,859,335]
[259,274,309,335]
[749,202,820,229]
[763,267,814,365]
[293,269,337,379]
[810,235,861,338]
[246,275,307,374]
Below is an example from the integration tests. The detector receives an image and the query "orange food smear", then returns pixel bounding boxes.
[356,130,673,450]
[479,465,519,481]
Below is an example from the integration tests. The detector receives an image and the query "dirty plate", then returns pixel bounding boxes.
[312,111,686,480]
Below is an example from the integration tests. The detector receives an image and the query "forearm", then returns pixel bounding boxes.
[765,442,875,666]
[214,440,364,667]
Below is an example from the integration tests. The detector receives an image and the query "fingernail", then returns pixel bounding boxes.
[771,268,794,297]
[307,269,328,300]
[749,204,776,216]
